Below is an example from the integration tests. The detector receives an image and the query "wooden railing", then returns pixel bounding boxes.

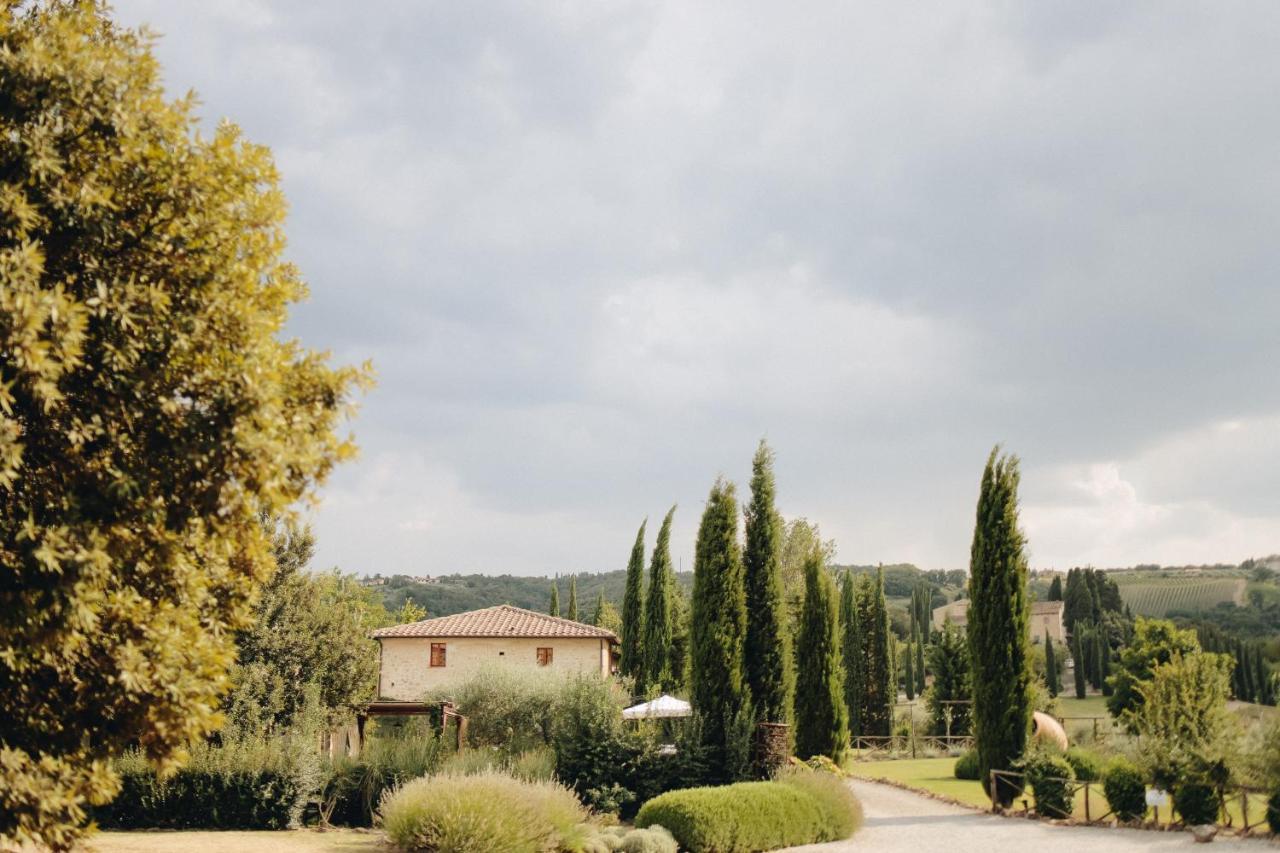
[851,734,973,758]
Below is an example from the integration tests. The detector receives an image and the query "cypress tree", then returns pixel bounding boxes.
[904,643,916,701]
[856,570,894,736]
[621,520,647,680]
[549,580,560,617]
[840,571,863,737]
[1072,633,1087,699]
[794,551,848,761]
[642,506,677,695]
[1048,575,1063,601]
[915,625,927,695]
[1044,633,1059,697]
[592,590,607,626]
[967,447,1032,807]
[743,441,792,724]
[1063,569,1093,638]
[567,575,579,621]
[926,621,971,737]
[691,478,749,777]
[1091,629,1105,689]
[1099,634,1113,696]
[1254,646,1271,706]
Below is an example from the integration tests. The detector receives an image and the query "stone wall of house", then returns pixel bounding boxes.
[378,636,610,699]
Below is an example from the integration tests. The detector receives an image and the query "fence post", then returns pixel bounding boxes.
[1242,790,1249,834]
[1084,782,1090,822]
[990,771,999,813]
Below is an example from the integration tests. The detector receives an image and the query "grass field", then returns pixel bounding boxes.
[79,829,382,852]
[1113,577,1244,616]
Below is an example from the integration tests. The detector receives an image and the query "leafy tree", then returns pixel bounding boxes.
[0,6,364,848]
[967,448,1032,807]
[1134,651,1237,793]
[226,521,381,734]
[855,570,894,736]
[690,478,749,779]
[591,591,623,637]
[620,520,647,680]
[779,518,837,634]
[1048,576,1063,601]
[840,571,863,736]
[793,552,848,761]
[568,575,579,621]
[642,506,677,695]
[743,441,792,725]
[1106,618,1201,726]
[925,621,971,737]
[1044,633,1060,697]
[549,580,561,617]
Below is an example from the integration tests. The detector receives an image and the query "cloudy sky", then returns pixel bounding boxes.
[112,1,1280,576]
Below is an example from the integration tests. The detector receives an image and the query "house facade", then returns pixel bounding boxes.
[930,598,1065,644]
[371,604,618,700]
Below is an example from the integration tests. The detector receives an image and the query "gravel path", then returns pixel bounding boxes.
[787,778,1273,852]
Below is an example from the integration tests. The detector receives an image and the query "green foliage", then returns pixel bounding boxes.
[568,575,579,622]
[1063,747,1102,782]
[854,570,894,737]
[428,665,559,751]
[634,773,860,853]
[904,642,916,701]
[926,621,972,737]
[1267,789,1280,836]
[0,5,365,847]
[1020,751,1074,819]
[380,770,589,853]
[96,735,322,830]
[227,521,382,734]
[780,518,838,634]
[1107,618,1202,725]
[322,728,449,827]
[794,553,848,762]
[840,572,863,737]
[1044,634,1060,698]
[593,591,624,637]
[953,749,981,781]
[550,581,561,617]
[1101,757,1146,822]
[1048,576,1063,601]
[622,521,648,681]
[584,825,680,853]
[691,478,749,779]
[1133,651,1237,794]
[1072,634,1087,699]
[743,441,792,726]
[642,507,678,695]
[967,448,1033,807]
[1172,780,1220,826]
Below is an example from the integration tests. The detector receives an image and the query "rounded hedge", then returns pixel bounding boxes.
[1063,747,1102,783]
[954,749,981,781]
[1022,753,1074,819]
[1173,780,1220,827]
[1101,758,1146,823]
[634,773,860,853]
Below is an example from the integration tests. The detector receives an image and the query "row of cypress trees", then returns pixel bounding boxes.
[617,508,682,696]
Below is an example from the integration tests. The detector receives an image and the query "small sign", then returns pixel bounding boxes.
[1145,788,1169,807]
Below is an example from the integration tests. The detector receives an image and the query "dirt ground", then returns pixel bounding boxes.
[76,829,387,853]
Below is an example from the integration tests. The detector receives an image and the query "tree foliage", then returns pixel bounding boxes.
[567,575,578,622]
[690,479,748,778]
[925,621,971,737]
[642,506,677,695]
[743,441,792,724]
[1106,617,1201,726]
[840,572,862,737]
[793,553,848,762]
[0,6,364,848]
[853,571,893,736]
[620,521,647,680]
[967,448,1032,807]
[1133,651,1237,792]
[1044,633,1060,698]
[549,581,561,617]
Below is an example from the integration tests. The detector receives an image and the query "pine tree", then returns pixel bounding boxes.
[621,520,647,680]
[549,580,561,616]
[743,441,792,725]
[1072,633,1087,699]
[967,447,1033,807]
[642,506,677,695]
[840,571,863,737]
[691,478,749,778]
[915,625,927,695]
[1044,633,1059,697]
[904,643,916,701]
[793,551,848,761]
[856,570,894,736]
[568,575,579,621]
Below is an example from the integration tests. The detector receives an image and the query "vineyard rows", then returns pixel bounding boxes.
[1116,579,1244,617]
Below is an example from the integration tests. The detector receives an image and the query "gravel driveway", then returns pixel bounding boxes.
[787,779,1273,852]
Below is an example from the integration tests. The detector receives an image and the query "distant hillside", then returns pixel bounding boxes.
[370,570,693,620]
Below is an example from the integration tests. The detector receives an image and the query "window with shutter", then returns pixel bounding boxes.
[430,643,447,667]
[536,647,553,667]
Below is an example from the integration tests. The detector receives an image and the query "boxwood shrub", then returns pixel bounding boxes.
[634,772,860,853]
[1101,757,1146,823]
[954,749,981,781]
[1173,780,1220,827]
[1021,752,1075,819]
[1063,747,1102,782]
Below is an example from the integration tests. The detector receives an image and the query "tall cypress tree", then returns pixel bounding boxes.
[927,621,971,737]
[840,571,863,737]
[691,478,749,777]
[592,590,607,626]
[1099,634,1113,696]
[967,447,1032,807]
[856,570,894,736]
[642,506,677,695]
[793,551,848,761]
[1072,633,1087,699]
[620,520,647,681]
[914,625,927,695]
[1044,633,1059,697]
[904,643,916,701]
[549,580,560,617]
[743,441,792,725]
[567,575,579,621]
[1048,575,1063,601]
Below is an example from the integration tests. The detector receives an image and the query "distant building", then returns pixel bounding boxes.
[931,598,1065,644]
[371,605,618,699]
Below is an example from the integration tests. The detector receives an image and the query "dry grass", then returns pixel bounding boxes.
[76,829,386,853]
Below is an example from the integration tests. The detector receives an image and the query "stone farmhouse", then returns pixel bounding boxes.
[371,604,618,700]
[931,598,1065,643]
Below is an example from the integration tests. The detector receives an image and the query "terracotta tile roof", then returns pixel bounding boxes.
[371,604,619,641]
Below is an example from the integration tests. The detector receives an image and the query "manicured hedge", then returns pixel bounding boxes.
[96,766,304,830]
[1101,758,1146,823]
[954,749,981,781]
[634,772,860,853]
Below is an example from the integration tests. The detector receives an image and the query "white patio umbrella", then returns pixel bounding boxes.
[621,694,692,720]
